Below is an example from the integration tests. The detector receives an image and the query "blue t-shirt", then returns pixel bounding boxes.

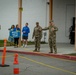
[22,26,30,37]
[10,28,20,38]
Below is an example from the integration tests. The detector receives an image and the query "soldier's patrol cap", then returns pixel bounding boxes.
[36,22,39,24]
[49,20,54,23]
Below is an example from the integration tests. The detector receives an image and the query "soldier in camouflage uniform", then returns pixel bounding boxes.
[42,20,58,54]
[32,22,42,52]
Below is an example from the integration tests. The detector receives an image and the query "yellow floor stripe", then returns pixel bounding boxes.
[0,55,13,58]
[20,55,76,75]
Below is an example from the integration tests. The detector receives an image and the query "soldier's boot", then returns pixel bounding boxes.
[49,50,53,53]
[54,50,57,54]
[37,47,40,52]
[49,48,53,53]
[33,47,37,52]
[54,46,57,54]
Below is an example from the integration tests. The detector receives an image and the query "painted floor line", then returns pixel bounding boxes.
[0,55,13,58]
[19,55,76,75]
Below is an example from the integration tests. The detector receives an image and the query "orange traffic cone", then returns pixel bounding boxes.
[2,39,7,66]
[13,53,19,75]
[0,39,9,67]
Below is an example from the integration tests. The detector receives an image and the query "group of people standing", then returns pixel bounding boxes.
[8,23,30,48]
[32,21,58,54]
[8,21,58,54]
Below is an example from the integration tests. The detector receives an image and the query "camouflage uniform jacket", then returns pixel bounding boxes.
[32,26,42,38]
[43,25,58,39]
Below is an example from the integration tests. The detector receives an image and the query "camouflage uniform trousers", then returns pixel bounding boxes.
[34,37,41,51]
[48,37,57,53]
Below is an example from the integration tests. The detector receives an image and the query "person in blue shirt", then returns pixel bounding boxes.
[8,25,15,45]
[22,23,30,47]
[13,24,20,47]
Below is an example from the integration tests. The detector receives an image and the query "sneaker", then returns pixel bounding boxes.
[25,45,27,48]
[22,44,25,47]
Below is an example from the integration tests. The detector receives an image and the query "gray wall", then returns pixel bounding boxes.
[22,0,47,41]
[0,0,47,41]
[53,0,75,43]
[0,0,18,39]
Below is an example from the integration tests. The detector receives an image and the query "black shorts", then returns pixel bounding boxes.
[22,36,28,40]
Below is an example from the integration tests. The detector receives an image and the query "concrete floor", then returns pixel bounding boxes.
[0,43,76,54]
[0,52,76,75]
